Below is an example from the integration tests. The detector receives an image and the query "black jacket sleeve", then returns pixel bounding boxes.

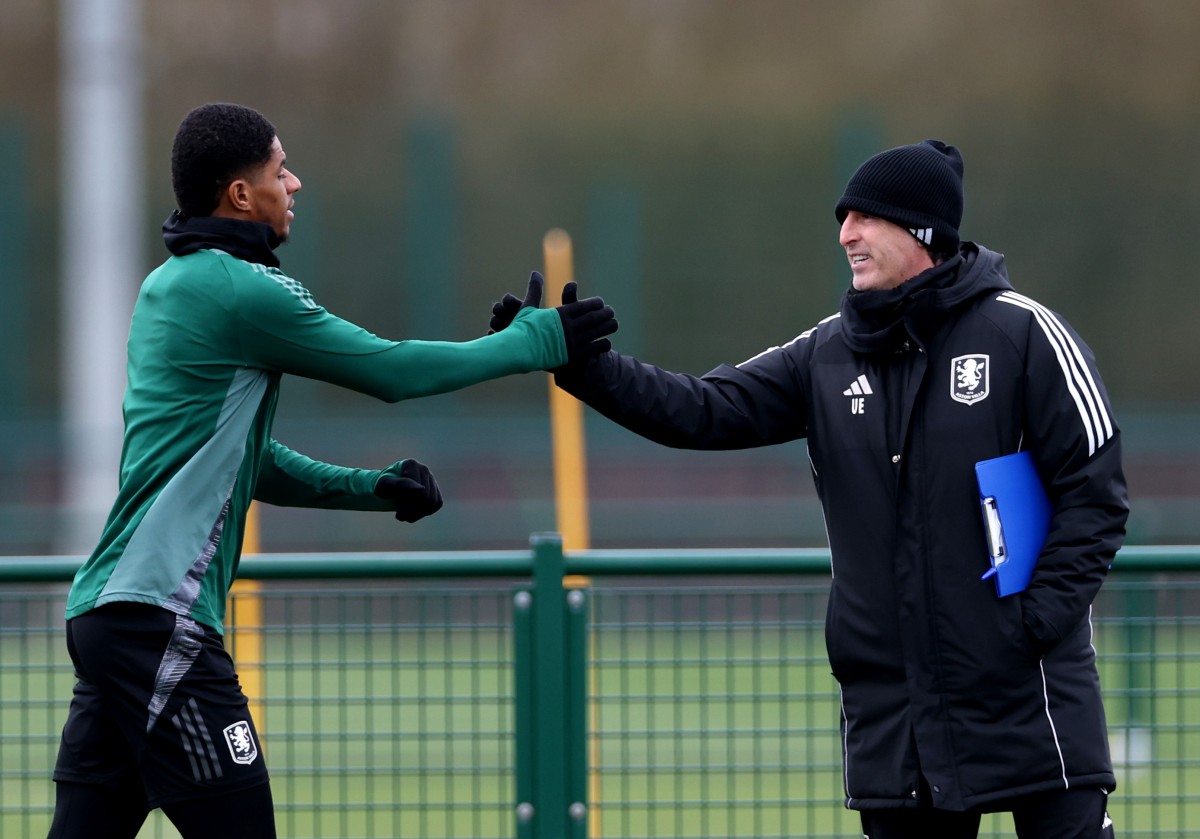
[1018,311,1129,652]
[553,341,811,451]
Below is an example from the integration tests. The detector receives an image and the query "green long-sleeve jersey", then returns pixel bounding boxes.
[65,248,566,632]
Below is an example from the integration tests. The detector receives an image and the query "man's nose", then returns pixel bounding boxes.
[839,219,857,247]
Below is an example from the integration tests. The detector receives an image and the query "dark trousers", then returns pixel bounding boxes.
[48,780,276,839]
[860,787,1113,839]
[48,604,276,838]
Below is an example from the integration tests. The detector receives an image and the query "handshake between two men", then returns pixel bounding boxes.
[375,272,618,525]
[488,271,619,369]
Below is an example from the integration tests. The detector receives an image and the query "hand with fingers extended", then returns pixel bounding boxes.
[489,271,618,366]
[555,280,618,364]
[373,459,444,523]
[488,272,544,334]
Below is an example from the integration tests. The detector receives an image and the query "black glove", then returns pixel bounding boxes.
[555,281,617,364]
[373,459,444,523]
[488,272,544,334]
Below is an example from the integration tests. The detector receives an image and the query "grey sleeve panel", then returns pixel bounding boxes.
[98,368,269,612]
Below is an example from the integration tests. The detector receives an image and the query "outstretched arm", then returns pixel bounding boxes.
[555,349,808,451]
[234,270,616,403]
[488,276,813,450]
[254,440,442,522]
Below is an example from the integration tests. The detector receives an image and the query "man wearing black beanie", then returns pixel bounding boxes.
[836,139,964,262]
[493,138,1126,839]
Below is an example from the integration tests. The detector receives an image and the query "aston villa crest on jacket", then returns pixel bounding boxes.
[951,354,989,404]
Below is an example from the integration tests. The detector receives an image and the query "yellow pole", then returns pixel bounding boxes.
[229,503,265,735]
[542,228,600,836]
[543,229,592,559]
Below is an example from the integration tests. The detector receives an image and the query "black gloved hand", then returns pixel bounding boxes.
[488,272,544,334]
[373,459,444,523]
[555,281,618,364]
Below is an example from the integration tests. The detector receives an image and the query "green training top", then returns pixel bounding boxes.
[65,248,566,632]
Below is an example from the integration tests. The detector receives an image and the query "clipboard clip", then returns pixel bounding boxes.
[980,495,1007,581]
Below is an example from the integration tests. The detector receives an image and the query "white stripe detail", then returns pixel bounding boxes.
[909,227,933,245]
[737,313,840,367]
[997,292,1113,456]
[1038,659,1070,788]
[856,374,873,395]
[839,687,854,805]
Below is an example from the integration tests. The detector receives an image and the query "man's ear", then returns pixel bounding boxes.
[223,177,253,213]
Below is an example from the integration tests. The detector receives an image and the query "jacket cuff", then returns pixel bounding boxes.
[553,356,598,393]
[1022,608,1063,656]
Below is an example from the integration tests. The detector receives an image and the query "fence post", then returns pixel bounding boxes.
[565,583,590,838]
[513,533,589,839]
[513,585,536,839]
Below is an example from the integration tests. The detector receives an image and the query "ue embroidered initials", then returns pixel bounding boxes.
[843,374,873,415]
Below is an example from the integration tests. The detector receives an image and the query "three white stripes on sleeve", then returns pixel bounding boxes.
[997,291,1114,456]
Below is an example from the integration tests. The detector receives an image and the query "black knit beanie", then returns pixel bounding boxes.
[835,139,964,254]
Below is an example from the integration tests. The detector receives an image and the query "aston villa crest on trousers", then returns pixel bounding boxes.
[952,354,989,404]
[223,720,259,765]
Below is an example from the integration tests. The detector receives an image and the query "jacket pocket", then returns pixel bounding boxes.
[824,591,848,682]
[1001,594,1041,660]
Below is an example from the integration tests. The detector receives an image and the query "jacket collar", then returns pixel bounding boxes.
[839,243,1011,353]
[162,210,281,269]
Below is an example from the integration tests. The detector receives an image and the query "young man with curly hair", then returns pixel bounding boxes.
[47,102,616,838]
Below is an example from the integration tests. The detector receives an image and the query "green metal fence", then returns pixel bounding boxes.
[1,543,1198,838]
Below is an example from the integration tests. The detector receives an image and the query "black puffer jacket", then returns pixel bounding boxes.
[556,243,1128,811]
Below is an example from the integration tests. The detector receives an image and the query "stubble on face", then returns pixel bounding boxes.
[248,137,299,241]
[840,211,934,292]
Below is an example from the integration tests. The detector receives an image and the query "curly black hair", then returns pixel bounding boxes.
[170,103,276,218]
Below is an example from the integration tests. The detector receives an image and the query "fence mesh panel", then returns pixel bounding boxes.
[586,576,1200,839]
[2,570,1198,838]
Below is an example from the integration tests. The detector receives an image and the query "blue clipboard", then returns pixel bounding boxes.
[975,451,1052,597]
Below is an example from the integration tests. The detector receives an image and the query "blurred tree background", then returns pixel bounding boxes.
[0,0,1195,554]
